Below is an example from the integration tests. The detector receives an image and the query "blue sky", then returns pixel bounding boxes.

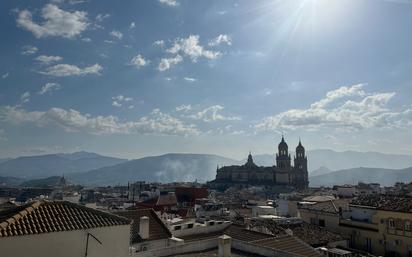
[1,0,412,159]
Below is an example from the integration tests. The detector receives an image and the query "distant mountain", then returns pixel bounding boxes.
[69,153,238,186]
[0,152,127,179]
[310,166,332,177]
[0,176,25,187]
[20,176,64,188]
[309,167,412,187]
[0,158,11,164]
[252,150,412,173]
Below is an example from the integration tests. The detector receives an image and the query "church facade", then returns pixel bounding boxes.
[209,137,308,190]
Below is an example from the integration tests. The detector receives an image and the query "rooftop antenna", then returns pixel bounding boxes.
[84,232,102,257]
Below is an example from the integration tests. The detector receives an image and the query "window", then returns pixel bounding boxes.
[366,238,372,252]
[187,223,194,229]
[388,218,395,229]
[405,220,411,231]
[319,219,325,227]
[310,218,316,225]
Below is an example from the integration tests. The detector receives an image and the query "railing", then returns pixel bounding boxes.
[339,219,379,231]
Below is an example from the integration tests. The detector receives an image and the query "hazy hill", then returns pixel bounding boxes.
[309,167,412,187]
[0,158,11,164]
[20,176,64,188]
[0,151,126,179]
[69,153,238,186]
[251,150,412,173]
[0,176,25,187]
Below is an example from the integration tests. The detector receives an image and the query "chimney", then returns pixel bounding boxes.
[139,216,149,240]
[218,234,231,257]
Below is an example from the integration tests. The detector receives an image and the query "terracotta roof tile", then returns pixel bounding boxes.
[115,208,172,243]
[0,201,131,237]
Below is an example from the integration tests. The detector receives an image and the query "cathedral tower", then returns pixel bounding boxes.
[294,139,308,188]
[276,136,291,169]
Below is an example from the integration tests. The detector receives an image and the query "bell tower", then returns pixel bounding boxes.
[294,139,308,188]
[276,136,291,169]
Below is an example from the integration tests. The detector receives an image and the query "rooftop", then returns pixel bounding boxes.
[115,208,172,243]
[0,200,130,237]
[298,199,350,214]
[180,224,322,257]
[350,195,412,213]
[250,219,344,247]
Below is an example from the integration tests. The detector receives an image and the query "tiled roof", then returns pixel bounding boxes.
[115,208,172,243]
[299,199,350,214]
[302,195,336,203]
[350,195,412,213]
[178,224,321,257]
[250,219,344,247]
[224,224,273,242]
[0,201,131,237]
[252,235,323,257]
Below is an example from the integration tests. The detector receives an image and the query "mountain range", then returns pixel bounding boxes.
[0,151,126,179]
[68,153,237,186]
[309,167,412,187]
[1,150,412,186]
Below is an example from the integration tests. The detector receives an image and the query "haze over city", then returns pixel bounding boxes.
[1,0,412,159]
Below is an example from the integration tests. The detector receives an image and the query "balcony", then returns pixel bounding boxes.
[339,218,379,232]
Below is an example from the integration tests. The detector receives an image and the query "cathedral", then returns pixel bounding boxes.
[209,137,308,190]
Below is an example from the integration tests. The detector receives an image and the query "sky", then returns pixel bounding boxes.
[1,0,412,159]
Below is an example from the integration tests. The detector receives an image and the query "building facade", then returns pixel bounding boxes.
[209,137,309,190]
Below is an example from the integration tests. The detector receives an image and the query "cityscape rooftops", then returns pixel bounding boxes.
[0,200,130,237]
[350,195,412,213]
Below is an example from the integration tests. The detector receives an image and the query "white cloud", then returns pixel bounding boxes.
[39,63,102,76]
[208,34,232,46]
[128,105,135,109]
[110,30,123,40]
[21,45,38,55]
[112,95,133,102]
[95,13,110,22]
[81,37,91,42]
[38,83,61,95]
[158,55,183,71]
[2,72,9,79]
[255,84,411,132]
[0,106,199,136]
[129,22,136,29]
[183,77,196,82]
[153,40,165,48]
[167,35,220,62]
[159,0,178,6]
[191,105,241,122]
[130,54,149,68]
[35,55,63,64]
[112,95,133,108]
[112,101,122,107]
[16,4,88,38]
[20,92,30,104]
[176,104,192,112]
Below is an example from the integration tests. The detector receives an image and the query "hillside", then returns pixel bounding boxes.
[69,153,238,186]
[309,167,412,187]
[0,176,25,187]
[0,151,127,179]
[20,176,64,188]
